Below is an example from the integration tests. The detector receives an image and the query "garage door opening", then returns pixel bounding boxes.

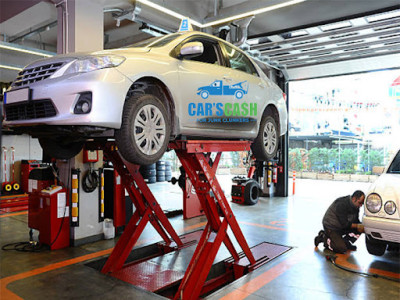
[288,69,400,182]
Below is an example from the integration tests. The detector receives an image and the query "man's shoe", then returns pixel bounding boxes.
[314,230,325,247]
[347,244,357,251]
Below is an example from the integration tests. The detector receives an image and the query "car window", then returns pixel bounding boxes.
[387,151,400,174]
[221,42,258,76]
[181,38,221,65]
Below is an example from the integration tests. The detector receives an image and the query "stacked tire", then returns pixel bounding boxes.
[165,161,172,182]
[140,163,156,184]
[156,161,166,182]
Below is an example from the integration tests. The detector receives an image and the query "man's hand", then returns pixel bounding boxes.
[356,224,364,233]
[351,223,365,233]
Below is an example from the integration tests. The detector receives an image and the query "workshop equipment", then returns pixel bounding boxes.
[171,166,204,219]
[231,162,260,205]
[20,160,46,193]
[2,147,12,194]
[28,186,70,250]
[97,142,186,274]
[93,140,282,299]
[28,167,55,193]
[10,147,21,193]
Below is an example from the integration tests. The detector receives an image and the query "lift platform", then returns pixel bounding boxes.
[98,140,290,299]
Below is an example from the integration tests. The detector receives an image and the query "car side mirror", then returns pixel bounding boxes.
[179,42,203,58]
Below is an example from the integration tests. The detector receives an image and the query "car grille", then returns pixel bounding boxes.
[5,100,57,121]
[12,62,64,88]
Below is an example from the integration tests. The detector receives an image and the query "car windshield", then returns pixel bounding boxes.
[127,33,182,48]
[387,151,400,174]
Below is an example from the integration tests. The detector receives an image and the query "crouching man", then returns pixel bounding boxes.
[315,190,365,253]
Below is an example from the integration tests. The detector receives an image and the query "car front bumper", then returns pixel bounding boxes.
[4,68,132,129]
[363,215,400,243]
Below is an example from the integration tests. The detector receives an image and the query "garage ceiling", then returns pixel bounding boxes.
[1,0,400,83]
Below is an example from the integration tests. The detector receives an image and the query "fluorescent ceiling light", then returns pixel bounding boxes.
[367,10,400,23]
[137,0,202,27]
[203,0,307,27]
[137,0,306,28]
[320,21,352,32]
[0,64,23,71]
[0,41,54,57]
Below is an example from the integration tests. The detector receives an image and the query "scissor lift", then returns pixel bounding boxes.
[99,140,287,299]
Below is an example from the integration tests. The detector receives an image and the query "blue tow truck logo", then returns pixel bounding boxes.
[197,80,248,100]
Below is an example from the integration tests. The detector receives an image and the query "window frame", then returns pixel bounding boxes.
[219,41,260,77]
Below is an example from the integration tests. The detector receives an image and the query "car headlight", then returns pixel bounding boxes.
[64,55,125,75]
[366,193,382,213]
[384,201,396,215]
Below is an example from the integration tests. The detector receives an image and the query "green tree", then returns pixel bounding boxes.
[340,148,357,173]
[360,149,384,172]
[289,148,304,171]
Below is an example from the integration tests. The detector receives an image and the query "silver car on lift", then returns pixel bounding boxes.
[3,31,287,165]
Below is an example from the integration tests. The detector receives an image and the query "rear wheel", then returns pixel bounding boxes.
[115,94,170,165]
[251,115,279,160]
[39,138,84,160]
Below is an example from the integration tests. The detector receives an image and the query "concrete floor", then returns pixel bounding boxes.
[1,178,399,299]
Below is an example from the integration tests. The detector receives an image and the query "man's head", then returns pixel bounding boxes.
[351,190,365,208]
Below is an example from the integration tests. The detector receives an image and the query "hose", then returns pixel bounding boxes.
[82,168,99,193]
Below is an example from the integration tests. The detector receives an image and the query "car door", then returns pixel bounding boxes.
[175,36,233,131]
[219,41,268,132]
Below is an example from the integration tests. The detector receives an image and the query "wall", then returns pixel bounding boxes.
[1,134,42,184]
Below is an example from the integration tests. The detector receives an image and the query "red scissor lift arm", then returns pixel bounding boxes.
[100,140,274,299]
[100,143,184,274]
[169,140,257,299]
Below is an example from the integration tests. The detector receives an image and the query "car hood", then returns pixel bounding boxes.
[366,173,400,218]
[24,47,150,69]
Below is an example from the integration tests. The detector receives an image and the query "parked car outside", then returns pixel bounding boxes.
[3,31,287,165]
[363,149,400,256]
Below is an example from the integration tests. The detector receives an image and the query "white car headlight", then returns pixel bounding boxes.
[384,201,396,215]
[366,193,382,213]
[64,55,125,75]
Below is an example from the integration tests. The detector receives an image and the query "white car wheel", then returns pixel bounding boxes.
[251,115,279,160]
[115,94,170,165]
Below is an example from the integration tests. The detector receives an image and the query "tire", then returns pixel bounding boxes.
[251,115,279,161]
[147,176,156,184]
[244,180,260,205]
[366,235,387,256]
[39,138,84,160]
[165,175,172,182]
[156,175,165,182]
[157,170,165,177]
[165,170,172,177]
[115,94,171,165]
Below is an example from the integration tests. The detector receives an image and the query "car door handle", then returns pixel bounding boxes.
[223,76,232,82]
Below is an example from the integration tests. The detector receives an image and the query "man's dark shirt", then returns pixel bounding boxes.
[322,195,360,231]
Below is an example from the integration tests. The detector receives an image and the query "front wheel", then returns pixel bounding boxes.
[39,138,84,160]
[115,94,171,165]
[251,115,279,161]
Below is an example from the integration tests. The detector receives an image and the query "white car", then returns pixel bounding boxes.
[363,149,400,256]
[3,31,287,165]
